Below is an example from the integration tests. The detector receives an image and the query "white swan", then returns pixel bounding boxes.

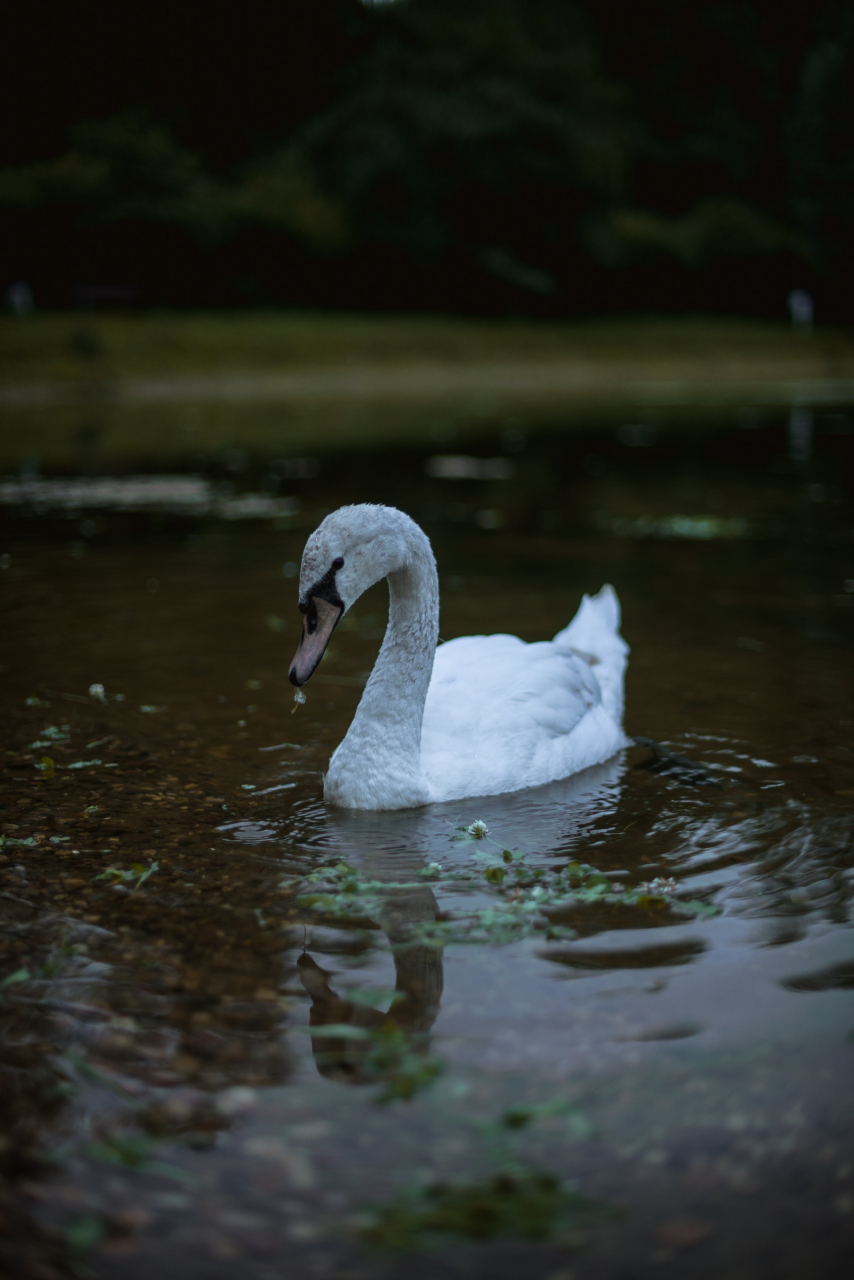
[289,504,629,810]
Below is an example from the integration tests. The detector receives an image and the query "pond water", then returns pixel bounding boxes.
[1,406,852,1279]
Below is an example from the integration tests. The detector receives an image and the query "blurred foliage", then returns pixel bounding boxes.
[0,0,851,313]
[297,0,626,262]
[590,199,801,269]
[788,12,854,263]
[0,114,349,254]
[0,115,226,241]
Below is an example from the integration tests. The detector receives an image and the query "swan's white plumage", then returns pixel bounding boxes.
[421,586,629,802]
[295,504,629,810]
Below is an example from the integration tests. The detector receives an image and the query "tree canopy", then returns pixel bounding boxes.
[1,0,851,315]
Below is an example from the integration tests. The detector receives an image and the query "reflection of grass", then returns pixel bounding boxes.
[363,1171,608,1250]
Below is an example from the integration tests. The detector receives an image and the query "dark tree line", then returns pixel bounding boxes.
[1,0,852,316]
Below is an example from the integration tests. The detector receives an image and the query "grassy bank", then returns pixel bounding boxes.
[2,310,853,385]
[0,312,852,472]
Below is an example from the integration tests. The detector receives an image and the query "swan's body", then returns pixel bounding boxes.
[289,505,629,810]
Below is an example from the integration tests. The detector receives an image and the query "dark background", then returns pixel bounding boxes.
[1,0,852,318]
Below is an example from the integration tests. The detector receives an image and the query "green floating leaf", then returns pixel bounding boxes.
[95,861,158,887]
[67,1053,136,1097]
[301,1023,371,1040]
[32,725,70,746]
[66,1213,104,1253]
[363,1170,606,1249]
[501,1099,593,1137]
[374,1050,444,1105]
[2,967,31,986]
[145,1160,200,1185]
[346,987,403,1009]
[377,1060,443,1104]
[88,1134,151,1168]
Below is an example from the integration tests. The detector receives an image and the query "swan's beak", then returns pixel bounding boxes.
[288,596,343,686]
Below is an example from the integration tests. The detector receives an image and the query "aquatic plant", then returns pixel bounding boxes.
[362,1170,603,1249]
[94,862,159,889]
[285,854,719,950]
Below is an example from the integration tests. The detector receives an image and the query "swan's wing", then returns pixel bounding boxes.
[421,634,614,799]
[552,584,629,723]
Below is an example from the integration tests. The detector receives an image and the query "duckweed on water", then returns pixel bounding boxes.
[95,861,159,888]
[302,1013,445,1103]
[287,855,719,949]
[362,1171,606,1250]
[1,967,31,987]
[30,725,71,748]
[86,1133,198,1185]
[362,1092,605,1246]
[65,1213,104,1255]
[361,1026,444,1104]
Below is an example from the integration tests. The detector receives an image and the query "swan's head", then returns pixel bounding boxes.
[288,504,417,686]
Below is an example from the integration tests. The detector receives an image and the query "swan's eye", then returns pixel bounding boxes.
[332,556,344,571]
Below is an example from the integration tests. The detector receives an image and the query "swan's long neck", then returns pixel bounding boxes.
[325,527,439,808]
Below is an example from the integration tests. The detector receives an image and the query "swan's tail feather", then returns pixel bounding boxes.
[553,584,629,727]
[552,583,627,656]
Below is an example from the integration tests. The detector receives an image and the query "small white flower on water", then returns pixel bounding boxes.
[88,682,107,703]
[291,688,307,714]
[467,820,489,838]
[640,876,677,895]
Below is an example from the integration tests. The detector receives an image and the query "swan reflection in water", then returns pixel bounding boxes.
[294,759,624,1088]
[298,846,443,1088]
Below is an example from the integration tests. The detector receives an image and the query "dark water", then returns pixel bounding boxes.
[1,409,853,1279]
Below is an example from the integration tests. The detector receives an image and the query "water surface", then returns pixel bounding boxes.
[1,407,852,1278]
